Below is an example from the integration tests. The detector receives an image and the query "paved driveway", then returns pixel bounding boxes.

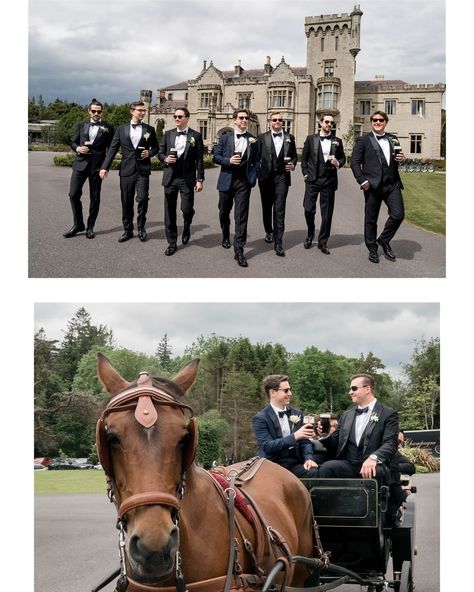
[28,152,445,278]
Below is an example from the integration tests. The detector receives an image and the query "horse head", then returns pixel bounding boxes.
[96,353,199,586]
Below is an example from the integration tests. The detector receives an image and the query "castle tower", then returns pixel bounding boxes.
[305,5,363,137]
[140,90,152,124]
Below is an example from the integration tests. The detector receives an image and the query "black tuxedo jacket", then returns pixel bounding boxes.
[257,131,297,185]
[301,133,346,188]
[71,120,114,172]
[252,404,313,463]
[158,128,205,187]
[321,400,399,464]
[213,131,259,191]
[351,132,404,191]
[101,123,159,176]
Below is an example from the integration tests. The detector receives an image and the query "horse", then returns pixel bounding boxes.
[96,353,321,592]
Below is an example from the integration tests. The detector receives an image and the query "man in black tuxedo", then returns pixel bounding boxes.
[316,373,399,480]
[213,109,260,267]
[158,108,205,256]
[257,113,297,257]
[100,101,159,243]
[252,375,319,479]
[63,99,114,239]
[301,113,346,254]
[351,111,406,263]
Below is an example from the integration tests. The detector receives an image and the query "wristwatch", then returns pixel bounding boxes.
[369,454,378,461]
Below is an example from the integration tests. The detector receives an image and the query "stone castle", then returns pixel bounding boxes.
[139,5,445,158]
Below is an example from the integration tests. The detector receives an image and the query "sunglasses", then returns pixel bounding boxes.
[350,385,368,392]
[323,120,334,124]
[278,388,291,393]
[271,118,283,122]
[371,118,385,123]
[237,116,249,120]
[90,109,102,114]
[173,114,185,119]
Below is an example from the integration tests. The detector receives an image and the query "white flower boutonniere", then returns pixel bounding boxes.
[392,136,400,146]
[289,415,301,426]
[369,412,379,423]
[143,132,150,141]
[189,136,196,146]
[248,137,257,144]
[331,140,339,148]
[285,138,291,144]
[99,126,108,133]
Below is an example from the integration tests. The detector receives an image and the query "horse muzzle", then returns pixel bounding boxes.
[128,525,180,582]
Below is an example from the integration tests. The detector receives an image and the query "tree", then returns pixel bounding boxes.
[156,334,173,370]
[53,105,87,144]
[342,120,358,158]
[55,307,114,389]
[195,409,230,468]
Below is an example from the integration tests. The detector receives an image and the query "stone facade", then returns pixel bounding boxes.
[141,5,445,159]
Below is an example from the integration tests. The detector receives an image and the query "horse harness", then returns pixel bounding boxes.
[94,374,326,592]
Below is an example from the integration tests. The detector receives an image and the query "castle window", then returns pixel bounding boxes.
[410,134,423,154]
[200,92,219,109]
[359,100,371,115]
[324,60,335,77]
[335,37,339,51]
[411,99,425,117]
[167,93,173,100]
[321,37,325,51]
[385,100,397,115]
[238,93,252,110]
[199,120,208,140]
[318,84,338,110]
[269,89,293,109]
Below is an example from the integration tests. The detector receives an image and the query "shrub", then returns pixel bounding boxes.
[402,444,440,471]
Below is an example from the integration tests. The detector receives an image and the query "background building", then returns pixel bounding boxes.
[141,5,445,158]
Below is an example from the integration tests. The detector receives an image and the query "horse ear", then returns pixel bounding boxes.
[97,352,131,396]
[172,358,200,396]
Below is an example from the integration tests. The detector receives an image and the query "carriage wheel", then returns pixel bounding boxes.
[399,560,413,592]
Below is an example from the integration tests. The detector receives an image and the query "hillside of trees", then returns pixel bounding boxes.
[34,308,440,466]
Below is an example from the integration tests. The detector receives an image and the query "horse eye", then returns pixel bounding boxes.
[106,432,121,446]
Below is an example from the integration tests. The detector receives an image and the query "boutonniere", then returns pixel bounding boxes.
[289,415,301,429]
[285,138,291,144]
[248,137,257,144]
[189,136,195,146]
[143,132,150,141]
[369,412,379,423]
[391,136,400,146]
[331,140,339,147]
[98,126,109,133]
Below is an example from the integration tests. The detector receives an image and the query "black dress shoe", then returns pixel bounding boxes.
[182,224,191,244]
[377,239,396,261]
[318,244,330,255]
[368,250,380,264]
[221,238,231,249]
[234,252,248,267]
[165,244,177,256]
[63,224,85,238]
[85,228,95,239]
[264,232,273,244]
[138,230,148,242]
[118,232,133,243]
[303,235,314,249]
[275,245,285,257]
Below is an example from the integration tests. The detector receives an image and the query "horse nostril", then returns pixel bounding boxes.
[130,534,153,562]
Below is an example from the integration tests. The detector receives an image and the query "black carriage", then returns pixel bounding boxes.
[300,477,416,592]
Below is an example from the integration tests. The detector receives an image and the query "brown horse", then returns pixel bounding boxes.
[96,354,318,592]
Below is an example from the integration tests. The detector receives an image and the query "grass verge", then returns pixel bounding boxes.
[401,172,445,235]
[35,469,107,494]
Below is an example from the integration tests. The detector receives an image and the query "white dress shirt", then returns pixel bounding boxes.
[175,128,188,157]
[271,404,291,436]
[272,131,284,156]
[89,120,101,142]
[234,131,248,155]
[354,399,377,445]
[320,134,332,161]
[374,133,391,164]
[130,123,142,149]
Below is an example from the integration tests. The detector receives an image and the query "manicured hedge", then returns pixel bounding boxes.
[53,154,216,170]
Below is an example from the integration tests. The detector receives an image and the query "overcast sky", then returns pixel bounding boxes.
[34,303,439,380]
[29,0,445,105]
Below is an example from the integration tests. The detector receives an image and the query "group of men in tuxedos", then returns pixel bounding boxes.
[63,100,406,265]
[252,372,404,523]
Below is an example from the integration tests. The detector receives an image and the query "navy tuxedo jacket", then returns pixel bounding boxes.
[158,128,205,187]
[350,132,404,191]
[321,400,399,464]
[252,404,313,463]
[301,133,346,188]
[101,123,159,176]
[258,131,297,185]
[213,131,259,191]
[70,120,114,172]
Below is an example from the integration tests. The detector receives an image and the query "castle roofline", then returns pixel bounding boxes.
[159,81,188,91]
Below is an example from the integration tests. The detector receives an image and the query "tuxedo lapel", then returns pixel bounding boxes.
[265,131,272,161]
[266,405,282,437]
[368,134,384,166]
[313,134,321,158]
[340,408,356,451]
[362,401,382,452]
[283,133,289,158]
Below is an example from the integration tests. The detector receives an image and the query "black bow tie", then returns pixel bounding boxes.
[131,123,142,129]
[176,131,187,136]
[273,132,283,138]
[376,134,387,140]
[278,409,290,418]
[236,133,247,139]
[320,135,331,140]
[90,122,101,126]
[355,407,369,415]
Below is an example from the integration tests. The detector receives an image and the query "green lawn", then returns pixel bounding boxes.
[35,469,108,494]
[401,172,445,235]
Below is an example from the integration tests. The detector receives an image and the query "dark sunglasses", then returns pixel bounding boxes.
[350,385,368,392]
[371,118,385,123]
[323,120,333,124]
[272,118,283,122]
[90,109,102,114]
[173,115,185,119]
[237,116,249,120]
[278,388,291,393]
